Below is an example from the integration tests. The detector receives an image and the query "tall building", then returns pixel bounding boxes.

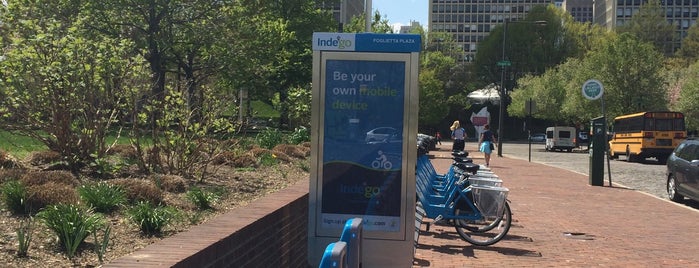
[319,0,366,30]
[563,0,594,22]
[594,0,698,53]
[399,21,423,33]
[428,0,553,62]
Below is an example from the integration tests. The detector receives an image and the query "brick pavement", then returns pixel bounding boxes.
[413,142,699,267]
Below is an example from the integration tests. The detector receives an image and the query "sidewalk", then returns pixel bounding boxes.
[413,142,699,267]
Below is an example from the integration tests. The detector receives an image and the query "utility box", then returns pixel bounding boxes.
[589,116,605,186]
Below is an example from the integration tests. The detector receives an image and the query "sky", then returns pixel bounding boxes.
[372,0,428,33]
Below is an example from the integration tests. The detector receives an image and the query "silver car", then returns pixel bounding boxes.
[365,127,401,143]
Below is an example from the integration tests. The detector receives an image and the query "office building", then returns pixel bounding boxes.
[319,0,366,30]
[594,0,698,53]
[563,0,594,22]
[428,0,553,62]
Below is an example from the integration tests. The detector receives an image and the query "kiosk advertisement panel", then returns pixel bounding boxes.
[321,59,405,232]
[308,32,420,267]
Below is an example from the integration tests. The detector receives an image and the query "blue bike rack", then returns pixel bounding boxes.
[319,241,347,268]
[340,218,363,268]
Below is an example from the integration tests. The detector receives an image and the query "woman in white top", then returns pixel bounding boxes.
[450,120,466,151]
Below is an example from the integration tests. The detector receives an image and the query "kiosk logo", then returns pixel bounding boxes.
[340,184,381,198]
[313,33,355,51]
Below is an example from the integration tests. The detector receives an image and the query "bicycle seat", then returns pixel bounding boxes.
[451,151,469,157]
[453,157,473,163]
[455,162,480,175]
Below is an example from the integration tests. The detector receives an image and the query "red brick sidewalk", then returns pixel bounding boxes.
[413,142,699,267]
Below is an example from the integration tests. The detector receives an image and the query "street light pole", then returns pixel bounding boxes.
[497,20,508,157]
[497,19,547,157]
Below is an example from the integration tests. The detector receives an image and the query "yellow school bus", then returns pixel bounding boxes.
[608,111,686,163]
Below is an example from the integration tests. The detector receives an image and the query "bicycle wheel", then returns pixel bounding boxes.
[454,202,511,246]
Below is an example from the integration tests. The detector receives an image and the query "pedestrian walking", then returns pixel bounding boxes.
[450,120,466,151]
[479,124,497,167]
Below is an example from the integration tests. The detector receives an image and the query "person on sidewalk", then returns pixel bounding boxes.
[479,124,497,167]
[450,120,466,151]
[435,131,442,145]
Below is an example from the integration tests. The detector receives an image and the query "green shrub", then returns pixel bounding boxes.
[259,152,278,167]
[37,204,104,259]
[186,187,220,210]
[78,182,127,213]
[255,128,283,149]
[128,201,175,235]
[93,224,111,264]
[16,218,33,257]
[287,126,310,144]
[2,180,28,214]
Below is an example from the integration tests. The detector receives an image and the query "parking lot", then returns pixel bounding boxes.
[499,141,699,210]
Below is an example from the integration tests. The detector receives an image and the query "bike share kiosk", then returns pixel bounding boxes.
[589,116,606,186]
[308,32,421,267]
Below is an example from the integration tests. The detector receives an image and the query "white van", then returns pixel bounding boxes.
[545,126,576,152]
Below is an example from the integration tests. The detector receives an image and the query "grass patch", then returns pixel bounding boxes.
[251,100,279,119]
[0,130,47,159]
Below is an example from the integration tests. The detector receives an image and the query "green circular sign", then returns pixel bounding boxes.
[582,79,604,100]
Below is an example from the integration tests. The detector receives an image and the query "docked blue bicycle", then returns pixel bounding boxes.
[416,152,511,246]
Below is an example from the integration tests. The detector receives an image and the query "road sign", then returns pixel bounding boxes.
[582,79,604,100]
[497,60,511,66]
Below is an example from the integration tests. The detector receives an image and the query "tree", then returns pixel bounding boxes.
[617,0,675,55]
[584,33,667,118]
[0,0,142,170]
[676,23,699,63]
[509,32,667,126]
[473,5,574,85]
[345,10,394,33]
[672,62,699,132]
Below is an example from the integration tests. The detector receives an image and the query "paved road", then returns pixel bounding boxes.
[498,141,699,210]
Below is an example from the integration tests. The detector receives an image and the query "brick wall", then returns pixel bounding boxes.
[106,179,310,268]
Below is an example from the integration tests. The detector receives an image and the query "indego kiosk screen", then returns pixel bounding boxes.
[321,59,405,232]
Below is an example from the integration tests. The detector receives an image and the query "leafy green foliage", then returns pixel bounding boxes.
[0,1,139,170]
[673,62,699,131]
[676,23,699,62]
[186,187,220,210]
[93,224,111,263]
[16,218,33,257]
[259,152,279,167]
[78,182,127,213]
[256,128,283,149]
[616,0,675,55]
[128,201,176,235]
[37,204,104,259]
[345,10,394,33]
[2,180,28,214]
[287,127,310,145]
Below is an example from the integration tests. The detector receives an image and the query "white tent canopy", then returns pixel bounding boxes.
[467,83,501,105]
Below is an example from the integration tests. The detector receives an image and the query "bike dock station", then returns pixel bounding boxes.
[308,32,421,267]
[414,151,511,247]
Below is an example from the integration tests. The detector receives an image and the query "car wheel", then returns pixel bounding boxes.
[667,175,684,202]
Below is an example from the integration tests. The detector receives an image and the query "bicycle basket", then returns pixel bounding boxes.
[471,185,509,218]
[467,177,503,187]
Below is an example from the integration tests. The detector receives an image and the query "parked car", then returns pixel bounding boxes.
[529,133,546,143]
[666,138,699,203]
[576,131,589,147]
[365,127,400,144]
